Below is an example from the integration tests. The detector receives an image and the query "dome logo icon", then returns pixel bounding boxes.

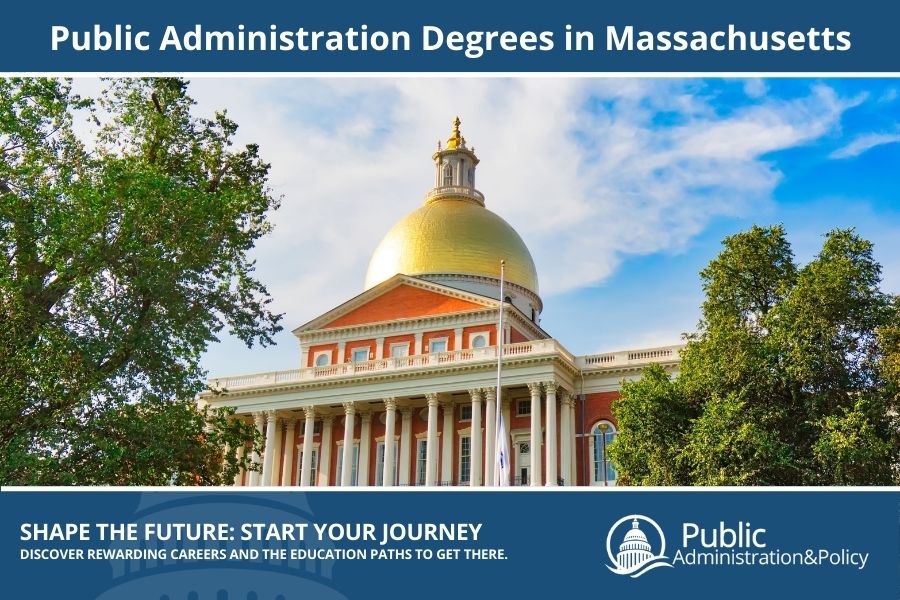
[606,515,674,578]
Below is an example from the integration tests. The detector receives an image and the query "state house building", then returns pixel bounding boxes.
[203,119,682,488]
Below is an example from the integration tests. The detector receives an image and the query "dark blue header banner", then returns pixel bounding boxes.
[1,489,897,599]
[1,0,899,72]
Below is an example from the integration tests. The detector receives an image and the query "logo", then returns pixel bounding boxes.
[606,514,674,578]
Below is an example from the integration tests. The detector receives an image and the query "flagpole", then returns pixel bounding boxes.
[495,260,510,486]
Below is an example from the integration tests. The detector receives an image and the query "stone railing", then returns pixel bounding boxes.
[207,341,682,392]
[423,186,485,204]
[209,339,561,391]
[576,344,683,370]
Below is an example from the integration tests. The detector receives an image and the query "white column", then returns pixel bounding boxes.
[281,418,297,486]
[501,397,511,486]
[300,407,316,486]
[483,387,496,487]
[340,402,355,486]
[399,406,412,485]
[337,341,346,364]
[527,382,542,486]
[414,332,424,355]
[261,411,278,487]
[375,337,385,360]
[545,381,558,486]
[559,392,571,487]
[425,393,439,486]
[570,399,578,485]
[250,412,265,486]
[469,389,483,486]
[440,399,454,485]
[454,327,464,351]
[383,399,397,486]
[358,411,372,486]
[270,417,284,486]
[319,415,333,486]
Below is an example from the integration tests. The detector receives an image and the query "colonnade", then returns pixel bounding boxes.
[239,380,578,487]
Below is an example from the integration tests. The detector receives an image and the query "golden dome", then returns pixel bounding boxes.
[364,197,540,294]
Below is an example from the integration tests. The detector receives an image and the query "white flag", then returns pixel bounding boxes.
[495,409,510,486]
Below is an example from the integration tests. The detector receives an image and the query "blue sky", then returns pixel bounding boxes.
[170,78,900,378]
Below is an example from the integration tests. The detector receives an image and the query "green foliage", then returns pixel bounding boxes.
[607,364,695,485]
[611,225,900,485]
[0,78,278,484]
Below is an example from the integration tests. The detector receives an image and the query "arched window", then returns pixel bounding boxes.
[442,163,453,186]
[590,420,617,486]
[315,353,330,367]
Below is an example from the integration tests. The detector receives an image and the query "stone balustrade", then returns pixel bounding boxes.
[208,340,682,391]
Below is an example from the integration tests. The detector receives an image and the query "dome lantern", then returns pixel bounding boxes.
[428,117,483,206]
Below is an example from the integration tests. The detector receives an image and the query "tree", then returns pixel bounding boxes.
[610,225,900,485]
[0,78,281,484]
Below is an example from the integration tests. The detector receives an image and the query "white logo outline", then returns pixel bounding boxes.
[605,514,674,578]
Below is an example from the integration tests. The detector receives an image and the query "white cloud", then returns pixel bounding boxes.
[742,78,768,98]
[829,132,900,159]
[878,87,898,103]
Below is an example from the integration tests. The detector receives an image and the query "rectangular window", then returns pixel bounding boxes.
[415,439,428,485]
[335,443,359,485]
[390,343,409,358]
[374,441,399,486]
[298,448,320,486]
[310,448,319,486]
[459,404,472,421]
[351,348,369,363]
[429,338,448,353]
[517,400,531,416]
[459,436,471,485]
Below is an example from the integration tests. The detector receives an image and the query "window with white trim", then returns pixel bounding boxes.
[314,352,330,367]
[374,441,399,486]
[429,337,448,353]
[516,400,531,416]
[459,435,471,485]
[335,442,359,486]
[442,163,453,186]
[296,447,320,486]
[390,343,409,358]
[351,348,369,363]
[310,448,319,486]
[459,404,472,421]
[470,333,488,349]
[415,439,428,485]
[590,421,617,486]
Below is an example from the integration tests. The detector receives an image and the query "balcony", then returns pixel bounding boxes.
[208,340,563,392]
[576,345,683,370]
[423,185,484,205]
[206,341,683,393]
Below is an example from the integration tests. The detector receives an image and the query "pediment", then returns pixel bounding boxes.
[294,275,497,333]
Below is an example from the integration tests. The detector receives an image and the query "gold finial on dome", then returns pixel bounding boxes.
[446,116,464,149]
